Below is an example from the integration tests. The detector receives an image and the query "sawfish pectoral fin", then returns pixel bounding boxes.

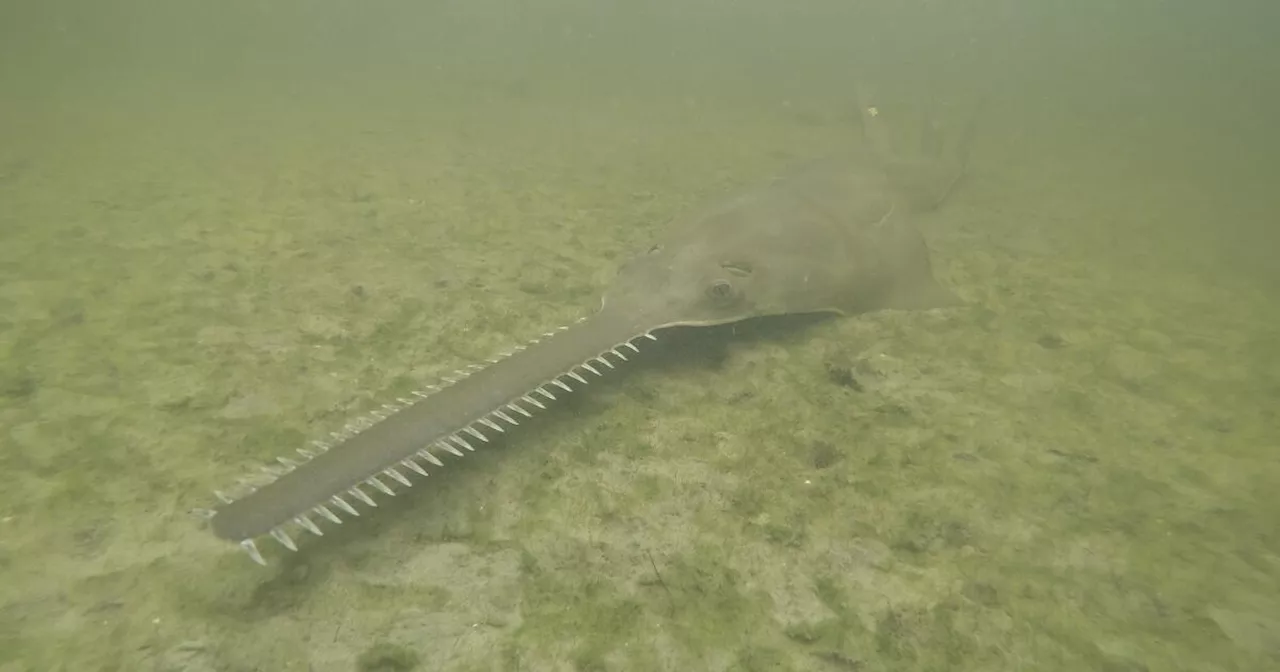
[837,212,963,315]
[878,272,963,312]
[826,269,962,317]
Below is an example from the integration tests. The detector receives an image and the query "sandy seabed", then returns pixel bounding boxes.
[1,75,1276,671]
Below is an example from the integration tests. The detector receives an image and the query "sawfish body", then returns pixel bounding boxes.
[206,103,969,565]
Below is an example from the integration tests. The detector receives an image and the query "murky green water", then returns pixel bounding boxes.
[1,1,1276,670]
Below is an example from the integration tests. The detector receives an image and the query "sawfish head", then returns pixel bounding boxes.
[599,161,961,333]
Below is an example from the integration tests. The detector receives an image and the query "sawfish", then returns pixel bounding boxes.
[205,95,974,565]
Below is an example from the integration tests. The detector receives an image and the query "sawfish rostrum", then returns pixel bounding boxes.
[205,99,971,565]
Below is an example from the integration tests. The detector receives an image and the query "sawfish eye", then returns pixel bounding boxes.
[706,279,735,303]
